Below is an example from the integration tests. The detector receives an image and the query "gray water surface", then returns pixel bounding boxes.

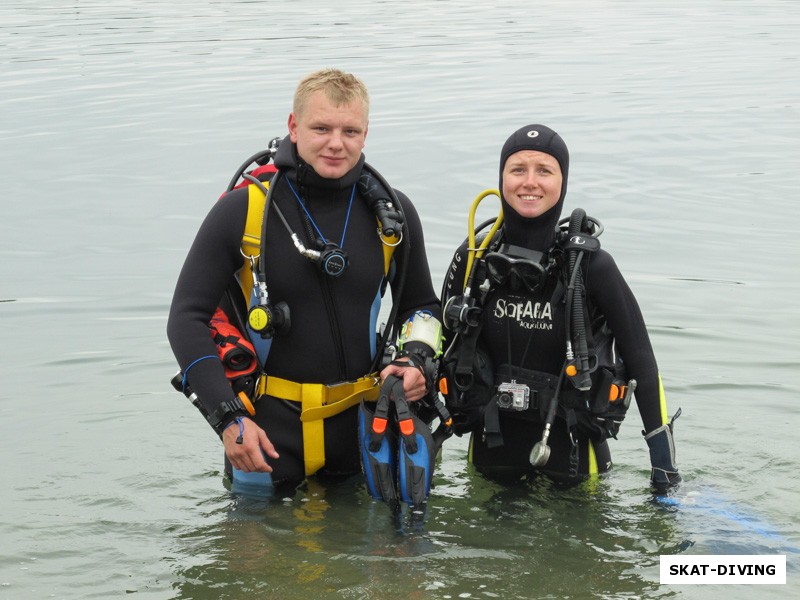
[1,1,798,598]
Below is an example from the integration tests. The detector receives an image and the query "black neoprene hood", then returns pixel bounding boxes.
[498,124,570,250]
[498,124,570,199]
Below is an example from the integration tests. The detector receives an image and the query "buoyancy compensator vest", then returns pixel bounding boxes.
[439,191,635,444]
[224,138,405,371]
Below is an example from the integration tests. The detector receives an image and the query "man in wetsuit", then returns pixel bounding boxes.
[167,69,440,492]
[441,124,680,490]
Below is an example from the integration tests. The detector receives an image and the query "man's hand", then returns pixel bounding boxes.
[222,417,279,472]
[380,358,428,401]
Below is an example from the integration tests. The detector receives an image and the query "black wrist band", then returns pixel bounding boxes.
[208,397,249,436]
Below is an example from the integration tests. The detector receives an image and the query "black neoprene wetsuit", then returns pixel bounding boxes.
[441,125,668,483]
[167,139,440,487]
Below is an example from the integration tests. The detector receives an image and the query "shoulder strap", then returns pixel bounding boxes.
[379,227,400,280]
[243,182,267,254]
[236,181,269,304]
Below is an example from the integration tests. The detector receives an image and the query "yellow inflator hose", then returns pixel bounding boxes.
[464,189,504,290]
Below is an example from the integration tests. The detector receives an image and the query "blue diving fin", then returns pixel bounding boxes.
[358,380,399,509]
[393,380,436,509]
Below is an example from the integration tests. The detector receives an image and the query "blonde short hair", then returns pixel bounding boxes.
[293,68,370,119]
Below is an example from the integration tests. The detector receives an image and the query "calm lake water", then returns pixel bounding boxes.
[1,0,798,598]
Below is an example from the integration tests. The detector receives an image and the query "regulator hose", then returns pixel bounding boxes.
[565,208,592,390]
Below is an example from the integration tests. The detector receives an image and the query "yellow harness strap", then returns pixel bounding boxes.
[380,231,400,274]
[238,182,269,301]
[256,374,381,476]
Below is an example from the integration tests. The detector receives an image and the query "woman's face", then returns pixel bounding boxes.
[501,150,563,218]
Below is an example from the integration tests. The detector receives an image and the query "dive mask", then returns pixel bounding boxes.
[484,244,549,292]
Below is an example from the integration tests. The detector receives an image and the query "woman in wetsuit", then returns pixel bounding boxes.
[440,124,681,489]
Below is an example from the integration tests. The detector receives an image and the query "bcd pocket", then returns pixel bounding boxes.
[563,367,633,442]
[439,344,494,435]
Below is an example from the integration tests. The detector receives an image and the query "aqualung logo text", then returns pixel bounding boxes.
[493,298,553,330]
[444,252,461,296]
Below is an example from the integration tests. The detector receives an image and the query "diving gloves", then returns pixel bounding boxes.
[644,408,682,492]
[358,375,436,511]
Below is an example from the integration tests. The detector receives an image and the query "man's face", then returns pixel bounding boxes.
[288,90,368,179]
